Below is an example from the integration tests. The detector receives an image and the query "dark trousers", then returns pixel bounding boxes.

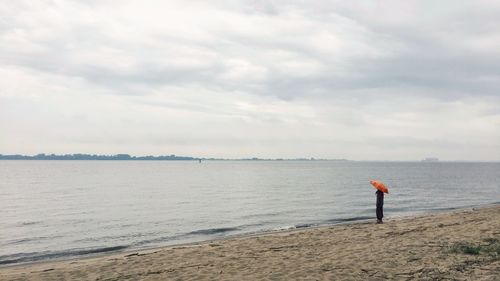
[376,205,383,220]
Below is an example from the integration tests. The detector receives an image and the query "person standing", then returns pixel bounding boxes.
[376,189,384,223]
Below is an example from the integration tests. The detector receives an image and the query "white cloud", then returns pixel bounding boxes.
[0,0,499,160]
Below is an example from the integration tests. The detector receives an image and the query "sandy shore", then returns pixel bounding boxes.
[1,205,499,281]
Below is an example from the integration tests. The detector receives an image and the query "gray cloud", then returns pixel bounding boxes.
[1,0,499,160]
[3,1,500,100]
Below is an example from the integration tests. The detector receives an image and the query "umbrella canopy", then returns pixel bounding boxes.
[370,180,389,193]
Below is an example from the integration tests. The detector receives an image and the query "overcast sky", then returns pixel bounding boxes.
[1,1,499,160]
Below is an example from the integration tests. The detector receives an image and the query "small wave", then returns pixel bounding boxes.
[239,212,284,220]
[0,245,129,266]
[136,222,269,246]
[133,233,188,247]
[326,216,373,224]
[272,223,316,231]
[429,206,464,212]
[4,236,59,245]
[22,221,40,226]
[295,223,316,229]
[272,225,296,231]
[14,221,42,227]
[385,207,412,212]
[188,227,239,235]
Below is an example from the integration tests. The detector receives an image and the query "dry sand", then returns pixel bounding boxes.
[1,205,499,281]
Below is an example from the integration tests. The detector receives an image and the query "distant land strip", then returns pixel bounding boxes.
[0,153,344,161]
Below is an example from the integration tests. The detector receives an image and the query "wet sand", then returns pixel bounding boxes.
[1,205,499,280]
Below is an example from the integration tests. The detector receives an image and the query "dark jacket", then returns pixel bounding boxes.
[376,190,384,207]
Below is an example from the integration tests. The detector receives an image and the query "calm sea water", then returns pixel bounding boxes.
[1,160,499,265]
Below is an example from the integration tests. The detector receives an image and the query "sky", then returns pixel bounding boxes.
[1,1,499,161]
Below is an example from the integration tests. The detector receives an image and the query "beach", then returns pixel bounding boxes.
[1,205,499,281]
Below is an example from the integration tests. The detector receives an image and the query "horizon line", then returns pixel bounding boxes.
[0,153,498,162]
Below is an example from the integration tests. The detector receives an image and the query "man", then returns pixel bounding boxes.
[376,189,384,223]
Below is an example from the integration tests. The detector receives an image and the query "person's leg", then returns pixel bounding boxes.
[376,205,383,223]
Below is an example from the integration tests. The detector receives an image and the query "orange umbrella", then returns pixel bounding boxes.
[370,180,389,193]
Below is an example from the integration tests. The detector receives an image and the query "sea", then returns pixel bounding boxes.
[1,160,499,266]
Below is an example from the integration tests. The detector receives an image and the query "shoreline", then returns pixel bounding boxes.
[1,204,499,280]
[2,202,498,269]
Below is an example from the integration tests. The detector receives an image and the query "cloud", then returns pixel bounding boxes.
[0,0,499,160]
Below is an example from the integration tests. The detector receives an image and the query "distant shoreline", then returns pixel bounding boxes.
[0,154,346,161]
[1,154,498,162]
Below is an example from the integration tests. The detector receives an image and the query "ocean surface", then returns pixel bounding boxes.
[1,160,499,266]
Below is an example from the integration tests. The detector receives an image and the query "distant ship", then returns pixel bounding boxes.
[421,157,439,162]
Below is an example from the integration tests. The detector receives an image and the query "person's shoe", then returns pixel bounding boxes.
[376,219,383,224]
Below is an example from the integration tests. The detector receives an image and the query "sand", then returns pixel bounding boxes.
[1,205,499,281]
